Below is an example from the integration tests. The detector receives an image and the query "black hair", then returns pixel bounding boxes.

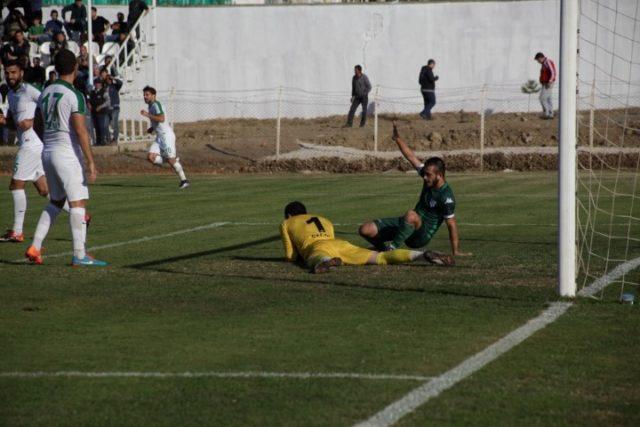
[427,59,436,65]
[284,201,307,218]
[4,59,23,70]
[355,65,362,71]
[535,52,545,60]
[91,7,97,12]
[54,49,77,75]
[143,85,156,95]
[424,156,446,176]
[51,9,58,15]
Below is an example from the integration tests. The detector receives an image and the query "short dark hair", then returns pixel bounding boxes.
[535,52,545,60]
[284,201,307,218]
[143,85,156,95]
[91,7,97,12]
[354,65,362,71]
[54,49,77,75]
[4,59,24,70]
[51,9,58,15]
[427,59,436,65]
[425,156,446,175]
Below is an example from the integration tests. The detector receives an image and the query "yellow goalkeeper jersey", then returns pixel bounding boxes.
[280,214,335,261]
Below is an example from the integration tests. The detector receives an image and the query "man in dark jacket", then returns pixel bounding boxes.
[419,59,439,120]
[127,0,149,37]
[62,0,87,40]
[346,65,372,128]
[89,79,111,146]
[100,69,123,144]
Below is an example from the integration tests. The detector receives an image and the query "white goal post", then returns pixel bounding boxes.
[559,0,579,297]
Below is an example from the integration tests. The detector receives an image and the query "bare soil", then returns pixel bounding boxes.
[1,110,638,174]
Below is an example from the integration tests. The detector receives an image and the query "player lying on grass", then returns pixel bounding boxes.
[359,123,470,258]
[280,201,453,273]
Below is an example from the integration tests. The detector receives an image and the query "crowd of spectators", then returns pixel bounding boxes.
[0,0,149,145]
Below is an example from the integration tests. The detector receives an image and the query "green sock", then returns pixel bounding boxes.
[390,219,415,249]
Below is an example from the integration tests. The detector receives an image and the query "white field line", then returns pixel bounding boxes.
[0,371,431,382]
[13,222,229,262]
[355,255,640,427]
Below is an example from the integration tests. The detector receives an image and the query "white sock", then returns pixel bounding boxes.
[70,207,87,259]
[11,189,27,234]
[409,251,424,261]
[172,160,187,181]
[153,156,163,165]
[32,203,62,250]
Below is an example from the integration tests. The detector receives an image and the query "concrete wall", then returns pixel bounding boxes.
[153,1,560,93]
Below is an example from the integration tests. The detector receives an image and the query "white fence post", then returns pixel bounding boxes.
[479,84,487,172]
[276,86,283,160]
[373,85,380,152]
[169,86,175,128]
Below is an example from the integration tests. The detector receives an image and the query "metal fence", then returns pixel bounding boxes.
[117,81,640,160]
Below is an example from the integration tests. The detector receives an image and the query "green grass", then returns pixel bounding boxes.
[0,172,638,426]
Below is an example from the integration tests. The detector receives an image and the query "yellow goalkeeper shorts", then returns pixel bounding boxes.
[306,239,373,266]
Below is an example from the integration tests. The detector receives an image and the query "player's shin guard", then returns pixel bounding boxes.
[390,219,416,249]
[11,189,27,234]
[376,249,423,265]
[69,207,87,259]
[172,160,187,181]
[32,203,62,250]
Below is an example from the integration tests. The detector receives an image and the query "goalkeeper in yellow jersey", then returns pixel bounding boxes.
[280,201,453,273]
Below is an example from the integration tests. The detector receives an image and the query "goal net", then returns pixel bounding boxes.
[576,0,640,299]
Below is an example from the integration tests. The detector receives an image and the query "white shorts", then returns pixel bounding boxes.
[149,133,177,159]
[13,145,45,182]
[42,150,89,202]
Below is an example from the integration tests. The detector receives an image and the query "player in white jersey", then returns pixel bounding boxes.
[25,49,106,266]
[0,60,48,243]
[140,86,189,189]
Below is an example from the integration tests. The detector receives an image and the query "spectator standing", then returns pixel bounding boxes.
[419,59,438,120]
[108,12,129,42]
[127,0,149,37]
[90,7,110,48]
[62,0,87,41]
[535,52,557,119]
[26,0,43,26]
[117,32,135,66]
[89,79,111,146]
[100,69,123,144]
[346,65,372,128]
[45,9,64,41]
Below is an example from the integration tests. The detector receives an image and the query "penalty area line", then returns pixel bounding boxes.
[355,255,640,426]
[0,371,432,382]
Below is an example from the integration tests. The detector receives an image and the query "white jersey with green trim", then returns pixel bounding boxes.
[8,82,41,148]
[148,100,174,139]
[38,79,87,155]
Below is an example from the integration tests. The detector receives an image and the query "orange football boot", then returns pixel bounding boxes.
[25,245,43,265]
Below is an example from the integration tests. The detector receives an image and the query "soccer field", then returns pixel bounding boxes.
[1,172,638,426]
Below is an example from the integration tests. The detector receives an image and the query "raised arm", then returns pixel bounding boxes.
[392,123,423,170]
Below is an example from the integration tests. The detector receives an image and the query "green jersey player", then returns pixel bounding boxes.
[359,124,470,260]
[25,49,106,266]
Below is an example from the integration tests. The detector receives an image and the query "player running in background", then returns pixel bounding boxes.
[140,86,189,189]
[281,201,453,274]
[359,123,470,258]
[25,49,106,266]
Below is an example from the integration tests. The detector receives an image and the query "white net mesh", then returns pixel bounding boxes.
[577,0,640,298]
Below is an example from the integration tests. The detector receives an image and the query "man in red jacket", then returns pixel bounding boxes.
[535,52,557,119]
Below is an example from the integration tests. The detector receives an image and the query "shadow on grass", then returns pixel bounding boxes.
[126,235,282,269]
[93,183,166,188]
